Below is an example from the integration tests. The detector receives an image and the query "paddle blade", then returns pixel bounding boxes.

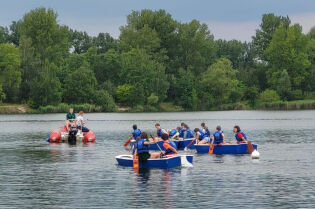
[124,138,131,147]
[208,144,214,154]
[247,141,254,154]
[133,155,139,169]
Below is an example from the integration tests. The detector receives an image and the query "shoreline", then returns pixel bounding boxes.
[1,100,315,114]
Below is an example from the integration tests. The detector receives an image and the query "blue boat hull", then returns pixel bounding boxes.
[195,143,258,154]
[146,138,196,150]
[116,155,193,169]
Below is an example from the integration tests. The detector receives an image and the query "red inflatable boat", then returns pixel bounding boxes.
[48,125,96,143]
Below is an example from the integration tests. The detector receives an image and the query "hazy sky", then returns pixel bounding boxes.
[1,0,315,41]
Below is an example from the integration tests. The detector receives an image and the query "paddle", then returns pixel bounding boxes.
[150,134,165,157]
[124,136,132,147]
[184,138,196,151]
[247,141,254,154]
[133,151,139,169]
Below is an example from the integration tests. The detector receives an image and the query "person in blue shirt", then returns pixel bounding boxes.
[154,123,167,138]
[233,125,247,144]
[194,128,211,144]
[183,124,194,139]
[168,127,180,140]
[212,125,225,145]
[125,124,141,147]
[133,132,160,162]
[179,122,185,138]
[201,122,210,137]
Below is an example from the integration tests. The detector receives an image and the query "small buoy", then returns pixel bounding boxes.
[251,149,260,159]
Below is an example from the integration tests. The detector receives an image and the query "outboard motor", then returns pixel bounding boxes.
[68,126,78,145]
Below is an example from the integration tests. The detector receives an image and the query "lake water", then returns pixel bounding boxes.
[0,110,315,208]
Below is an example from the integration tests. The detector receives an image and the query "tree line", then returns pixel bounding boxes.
[1,8,315,111]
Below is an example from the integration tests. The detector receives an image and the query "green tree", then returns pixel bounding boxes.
[0,43,21,102]
[252,13,290,60]
[93,89,117,112]
[29,62,62,107]
[69,29,93,54]
[116,84,133,105]
[259,89,280,102]
[0,26,10,43]
[63,65,97,104]
[277,69,291,100]
[93,32,118,54]
[216,39,246,69]
[201,58,240,105]
[119,48,169,103]
[265,24,310,89]
[19,7,69,66]
[244,86,259,107]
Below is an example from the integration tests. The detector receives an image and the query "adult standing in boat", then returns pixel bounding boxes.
[133,132,161,162]
[233,125,247,144]
[194,128,211,144]
[77,111,89,132]
[201,122,210,137]
[65,108,76,128]
[124,124,141,147]
[160,133,178,156]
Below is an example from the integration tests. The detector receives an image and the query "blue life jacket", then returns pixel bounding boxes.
[162,141,177,155]
[185,129,194,138]
[133,138,149,154]
[213,130,223,144]
[132,129,141,140]
[179,128,184,137]
[157,129,163,137]
[197,131,205,140]
[169,129,177,137]
[204,129,210,137]
[235,131,247,142]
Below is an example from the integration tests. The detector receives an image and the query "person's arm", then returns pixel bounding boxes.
[163,143,177,154]
[222,133,225,143]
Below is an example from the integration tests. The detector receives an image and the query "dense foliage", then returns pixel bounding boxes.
[1,8,315,111]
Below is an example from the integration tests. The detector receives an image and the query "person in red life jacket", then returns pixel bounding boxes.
[133,132,161,162]
[194,128,211,144]
[233,125,247,144]
[161,133,178,156]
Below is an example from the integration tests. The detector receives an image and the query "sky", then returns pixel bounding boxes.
[1,0,315,41]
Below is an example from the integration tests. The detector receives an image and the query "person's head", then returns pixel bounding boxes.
[216,125,221,131]
[201,122,205,128]
[155,123,161,129]
[176,126,181,132]
[194,128,200,133]
[132,124,137,130]
[184,124,189,130]
[233,125,240,133]
[161,133,169,141]
[181,122,185,127]
[69,108,74,114]
[140,132,148,140]
[79,111,84,116]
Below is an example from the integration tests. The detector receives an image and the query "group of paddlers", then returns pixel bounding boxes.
[126,122,248,162]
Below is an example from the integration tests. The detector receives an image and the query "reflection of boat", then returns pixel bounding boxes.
[195,143,258,154]
[47,125,95,144]
[147,138,195,150]
[116,155,193,169]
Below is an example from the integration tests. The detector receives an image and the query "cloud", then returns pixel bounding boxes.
[290,12,315,33]
[206,21,259,42]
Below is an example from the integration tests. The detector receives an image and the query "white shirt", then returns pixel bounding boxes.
[77,115,84,126]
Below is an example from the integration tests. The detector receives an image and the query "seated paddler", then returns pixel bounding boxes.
[161,133,178,156]
[194,128,211,145]
[212,125,225,145]
[168,127,180,140]
[133,132,161,162]
[154,123,167,140]
[233,125,247,144]
[65,108,76,129]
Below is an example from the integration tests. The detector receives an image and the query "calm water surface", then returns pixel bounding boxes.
[0,111,315,208]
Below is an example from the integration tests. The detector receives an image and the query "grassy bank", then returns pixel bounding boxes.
[2,100,315,114]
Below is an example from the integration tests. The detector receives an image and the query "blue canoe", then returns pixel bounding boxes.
[146,138,196,150]
[116,155,194,169]
[195,143,258,154]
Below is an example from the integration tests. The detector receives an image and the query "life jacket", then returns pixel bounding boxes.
[197,131,205,140]
[169,129,177,137]
[185,129,194,138]
[162,141,177,155]
[179,128,184,137]
[235,131,247,142]
[213,130,223,144]
[204,129,210,137]
[132,129,141,140]
[133,138,149,154]
[157,129,165,137]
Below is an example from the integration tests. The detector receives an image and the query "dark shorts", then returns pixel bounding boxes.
[137,152,150,162]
